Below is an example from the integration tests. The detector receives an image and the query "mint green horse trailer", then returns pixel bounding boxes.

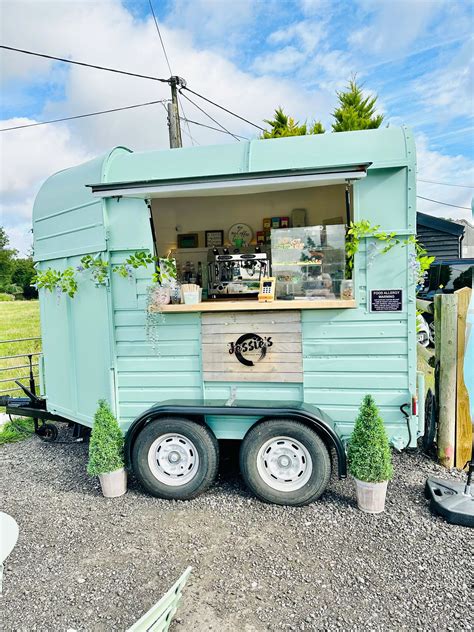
[5,126,422,506]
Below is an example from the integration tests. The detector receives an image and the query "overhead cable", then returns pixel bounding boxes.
[182,117,248,140]
[0,100,169,131]
[179,90,242,141]
[417,195,472,210]
[417,178,474,189]
[181,86,265,131]
[0,44,169,83]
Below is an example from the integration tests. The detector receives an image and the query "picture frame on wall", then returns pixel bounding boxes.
[205,230,224,248]
[177,233,199,248]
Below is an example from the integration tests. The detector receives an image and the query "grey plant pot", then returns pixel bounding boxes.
[354,478,388,514]
[98,467,127,498]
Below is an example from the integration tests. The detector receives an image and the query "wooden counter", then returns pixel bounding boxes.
[154,299,357,313]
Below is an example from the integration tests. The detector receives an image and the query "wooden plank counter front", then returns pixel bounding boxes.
[156,299,357,313]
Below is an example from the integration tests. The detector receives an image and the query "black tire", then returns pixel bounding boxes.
[132,417,219,500]
[37,423,58,442]
[240,419,331,506]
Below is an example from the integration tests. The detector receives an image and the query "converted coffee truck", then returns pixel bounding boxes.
[5,126,422,506]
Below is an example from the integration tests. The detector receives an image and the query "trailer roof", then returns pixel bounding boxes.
[89,126,413,192]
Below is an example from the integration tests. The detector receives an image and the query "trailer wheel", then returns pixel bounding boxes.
[240,419,331,506]
[132,417,219,500]
[37,423,58,442]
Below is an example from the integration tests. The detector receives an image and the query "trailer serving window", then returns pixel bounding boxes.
[90,164,369,311]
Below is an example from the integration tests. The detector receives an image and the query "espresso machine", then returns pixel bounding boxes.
[207,247,269,299]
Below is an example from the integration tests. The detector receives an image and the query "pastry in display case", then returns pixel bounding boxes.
[270,225,346,300]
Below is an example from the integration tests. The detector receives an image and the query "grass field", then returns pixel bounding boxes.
[0,300,41,401]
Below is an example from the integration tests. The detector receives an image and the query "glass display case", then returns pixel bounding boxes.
[271,225,346,300]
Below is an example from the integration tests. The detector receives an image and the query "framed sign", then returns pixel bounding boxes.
[177,233,199,248]
[228,223,253,246]
[205,230,224,248]
[370,289,403,312]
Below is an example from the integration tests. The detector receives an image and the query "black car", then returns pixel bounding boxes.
[418,258,473,300]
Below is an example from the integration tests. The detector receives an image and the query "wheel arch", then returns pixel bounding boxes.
[124,402,347,478]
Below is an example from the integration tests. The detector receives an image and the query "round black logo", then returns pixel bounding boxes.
[228,333,273,366]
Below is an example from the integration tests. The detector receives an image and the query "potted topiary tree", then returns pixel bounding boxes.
[87,400,127,498]
[348,394,393,513]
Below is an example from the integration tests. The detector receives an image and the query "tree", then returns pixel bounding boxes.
[260,107,325,139]
[261,77,384,138]
[0,227,17,292]
[332,78,383,132]
[12,258,38,299]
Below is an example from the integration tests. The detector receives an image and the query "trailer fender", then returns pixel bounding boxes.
[124,400,347,478]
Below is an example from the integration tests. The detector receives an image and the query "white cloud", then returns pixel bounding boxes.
[413,39,474,121]
[348,0,441,55]
[0,118,90,254]
[252,46,306,75]
[416,133,474,222]
[268,21,325,55]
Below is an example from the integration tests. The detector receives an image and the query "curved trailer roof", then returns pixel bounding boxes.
[33,126,415,262]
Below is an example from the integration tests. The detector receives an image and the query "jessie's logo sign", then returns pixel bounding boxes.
[228,333,273,366]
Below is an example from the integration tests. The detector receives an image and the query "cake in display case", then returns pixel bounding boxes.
[270,225,346,300]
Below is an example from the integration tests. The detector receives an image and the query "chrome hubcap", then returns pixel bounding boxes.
[257,436,313,492]
[148,433,199,487]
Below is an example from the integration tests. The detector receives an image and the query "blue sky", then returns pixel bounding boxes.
[1,0,473,254]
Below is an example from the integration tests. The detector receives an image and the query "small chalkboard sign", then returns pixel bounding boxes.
[370,289,403,312]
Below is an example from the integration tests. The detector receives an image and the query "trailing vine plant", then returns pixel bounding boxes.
[345,220,434,287]
[34,267,78,300]
[34,249,170,299]
[78,255,109,284]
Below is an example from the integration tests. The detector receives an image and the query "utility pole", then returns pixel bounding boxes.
[167,76,185,148]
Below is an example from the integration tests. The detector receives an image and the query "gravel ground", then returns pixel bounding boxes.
[1,428,473,631]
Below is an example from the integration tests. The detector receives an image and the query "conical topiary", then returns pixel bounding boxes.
[87,400,124,476]
[348,394,393,483]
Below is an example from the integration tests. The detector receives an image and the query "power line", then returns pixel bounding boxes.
[182,85,265,131]
[182,117,248,140]
[418,178,474,189]
[0,44,169,83]
[179,90,241,141]
[417,195,472,210]
[0,100,169,131]
[148,0,172,76]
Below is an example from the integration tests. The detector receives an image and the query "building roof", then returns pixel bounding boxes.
[417,212,464,236]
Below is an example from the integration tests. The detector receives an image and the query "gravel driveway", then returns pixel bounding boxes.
[1,429,472,631]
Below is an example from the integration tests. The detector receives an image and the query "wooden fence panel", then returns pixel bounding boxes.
[437,294,457,468]
[455,287,472,469]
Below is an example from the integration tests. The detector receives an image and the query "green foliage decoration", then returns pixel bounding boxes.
[152,256,177,285]
[348,394,393,483]
[345,220,434,285]
[79,255,109,284]
[87,400,124,476]
[113,250,155,278]
[33,266,78,298]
